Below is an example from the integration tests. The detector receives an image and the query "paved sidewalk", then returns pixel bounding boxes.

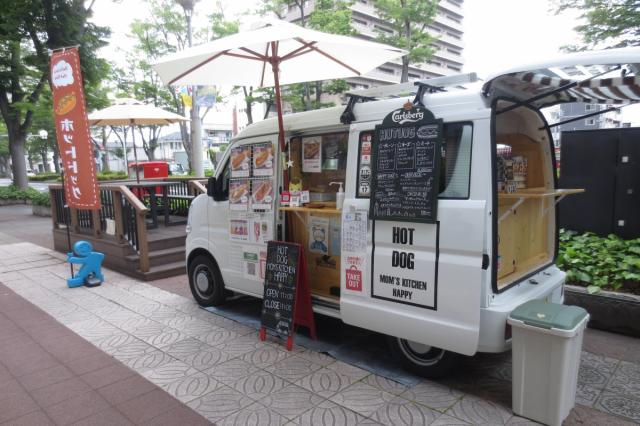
[0,240,639,425]
[0,281,210,425]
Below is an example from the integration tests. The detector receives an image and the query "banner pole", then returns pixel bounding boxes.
[60,170,74,278]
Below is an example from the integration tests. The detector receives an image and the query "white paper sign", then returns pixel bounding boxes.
[342,211,368,254]
[302,136,322,173]
[372,221,438,309]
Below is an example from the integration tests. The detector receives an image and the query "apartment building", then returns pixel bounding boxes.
[281,0,465,91]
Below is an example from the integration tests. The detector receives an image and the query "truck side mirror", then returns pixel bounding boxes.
[207,176,217,198]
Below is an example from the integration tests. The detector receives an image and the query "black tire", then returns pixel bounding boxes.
[188,255,225,307]
[388,336,458,379]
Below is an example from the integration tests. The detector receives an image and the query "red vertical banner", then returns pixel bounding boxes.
[50,48,101,210]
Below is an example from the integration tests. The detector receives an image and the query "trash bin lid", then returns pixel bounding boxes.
[510,300,588,330]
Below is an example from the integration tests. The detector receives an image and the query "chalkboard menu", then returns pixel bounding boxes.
[370,104,443,223]
[261,241,300,336]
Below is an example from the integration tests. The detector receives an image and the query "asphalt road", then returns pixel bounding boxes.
[0,178,53,192]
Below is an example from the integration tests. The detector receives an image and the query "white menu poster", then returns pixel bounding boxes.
[302,136,322,173]
[342,210,368,254]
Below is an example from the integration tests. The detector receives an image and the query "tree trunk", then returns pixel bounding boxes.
[315,81,322,105]
[242,86,253,125]
[100,127,110,172]
[401,56,410,83]
[41,150,50,172]
[9,132,28,189]
[53,148,60,173]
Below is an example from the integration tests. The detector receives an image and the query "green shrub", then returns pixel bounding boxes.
[28,172,60,182]
[97,171,128,181]
[30,192,51,206]
[0,185,40,201]
[557,229,640,294]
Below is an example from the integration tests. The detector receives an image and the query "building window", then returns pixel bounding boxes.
[378,67,394,75]
[374,25,394,34]
[446,31,461,40]
[585,118,596,126]
[428,60,442,67]
[408,73,421,80]
[447,48,460,56]
[353,18,367,26]
[447,14,461,23]
[447,65,461,71]
[585,104,595,111]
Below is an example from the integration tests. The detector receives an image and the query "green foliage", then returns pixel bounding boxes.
[0,185,41,201]
[96,171,128,181]
[372,0,438,82]
[552,0,640,49]
[28,172,59,182]
[557,229,640,294]
[30,191,50,206]
[308,0,355,36]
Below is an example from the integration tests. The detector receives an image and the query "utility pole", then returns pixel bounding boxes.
[177,0,204,177]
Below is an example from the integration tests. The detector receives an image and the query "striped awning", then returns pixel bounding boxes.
[482,48,640,109]
[493,70,640,107]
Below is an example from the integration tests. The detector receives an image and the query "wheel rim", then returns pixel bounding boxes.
[398,339,445,367]
[193,265,213,297]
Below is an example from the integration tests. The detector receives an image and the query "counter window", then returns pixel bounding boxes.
[288,132,348,202]
[355,122,473,200]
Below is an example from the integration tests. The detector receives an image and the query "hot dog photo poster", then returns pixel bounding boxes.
[231,146,251,178]
[253,143,274,177]
[229,179,249,211]
[251,179,273,211]
[302,136,322,173]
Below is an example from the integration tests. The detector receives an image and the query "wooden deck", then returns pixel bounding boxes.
[49,178,207,281]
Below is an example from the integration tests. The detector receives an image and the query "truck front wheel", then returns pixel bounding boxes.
[388,337,458,378]
[188,255,225,307]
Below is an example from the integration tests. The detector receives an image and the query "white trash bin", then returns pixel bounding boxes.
[507,300,589,426]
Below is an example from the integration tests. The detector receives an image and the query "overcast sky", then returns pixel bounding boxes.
[91,0,639,124]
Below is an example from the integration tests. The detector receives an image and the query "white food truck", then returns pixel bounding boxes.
[185,48,639,377]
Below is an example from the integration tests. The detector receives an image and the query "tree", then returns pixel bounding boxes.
[124,0,238,168]
[0,0,110,188]
[372,0,438,83]
[553,0,640,50]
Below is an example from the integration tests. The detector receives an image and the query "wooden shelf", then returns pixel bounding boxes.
[280,206,342,215]
[498,188,584,199]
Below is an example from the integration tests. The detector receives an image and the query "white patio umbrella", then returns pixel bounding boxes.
[88,98,189,182]
[153,19,406,165]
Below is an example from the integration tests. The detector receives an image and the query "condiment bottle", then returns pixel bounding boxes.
[330,182,344,210]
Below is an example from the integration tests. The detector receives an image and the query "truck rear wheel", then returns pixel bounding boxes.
[388,337,458,379]
[188,255,225,307]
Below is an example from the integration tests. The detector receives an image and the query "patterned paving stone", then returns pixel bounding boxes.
[606,361,640,399]
[595,391,640,423]
[218,402,287,426]
[163,337,232,371]
[363,375,408,396]
[293,399,369,425]
[260,384,324,420]
[117,349,176,373]
[187,385,253,422]
[204,358,260,386]
[229,368,286,401]
[447,395,513,425]
[296,367,360,398]
[296,350,336,367]
[576,383,602,407]
[161,371,221,403]
[401,380,463,412]
[266,355,323,382]
[431,414,471,425]
[141,360,199,387]
[194,327,239,347]
[242,345,292,369]
[215,335,270,359]
[329,382,396,417]
[371,395,441,426]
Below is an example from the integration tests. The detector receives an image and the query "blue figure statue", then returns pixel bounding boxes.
[67,241,105,288]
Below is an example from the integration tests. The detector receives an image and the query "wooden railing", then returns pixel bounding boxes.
[49,177,207,274]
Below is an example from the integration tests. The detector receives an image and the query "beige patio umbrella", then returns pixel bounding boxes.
[153,19,406,184]
[88,98,189,182]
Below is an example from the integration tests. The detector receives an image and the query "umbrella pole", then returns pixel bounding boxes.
[271,46,288,190]
[131,123,140,183]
